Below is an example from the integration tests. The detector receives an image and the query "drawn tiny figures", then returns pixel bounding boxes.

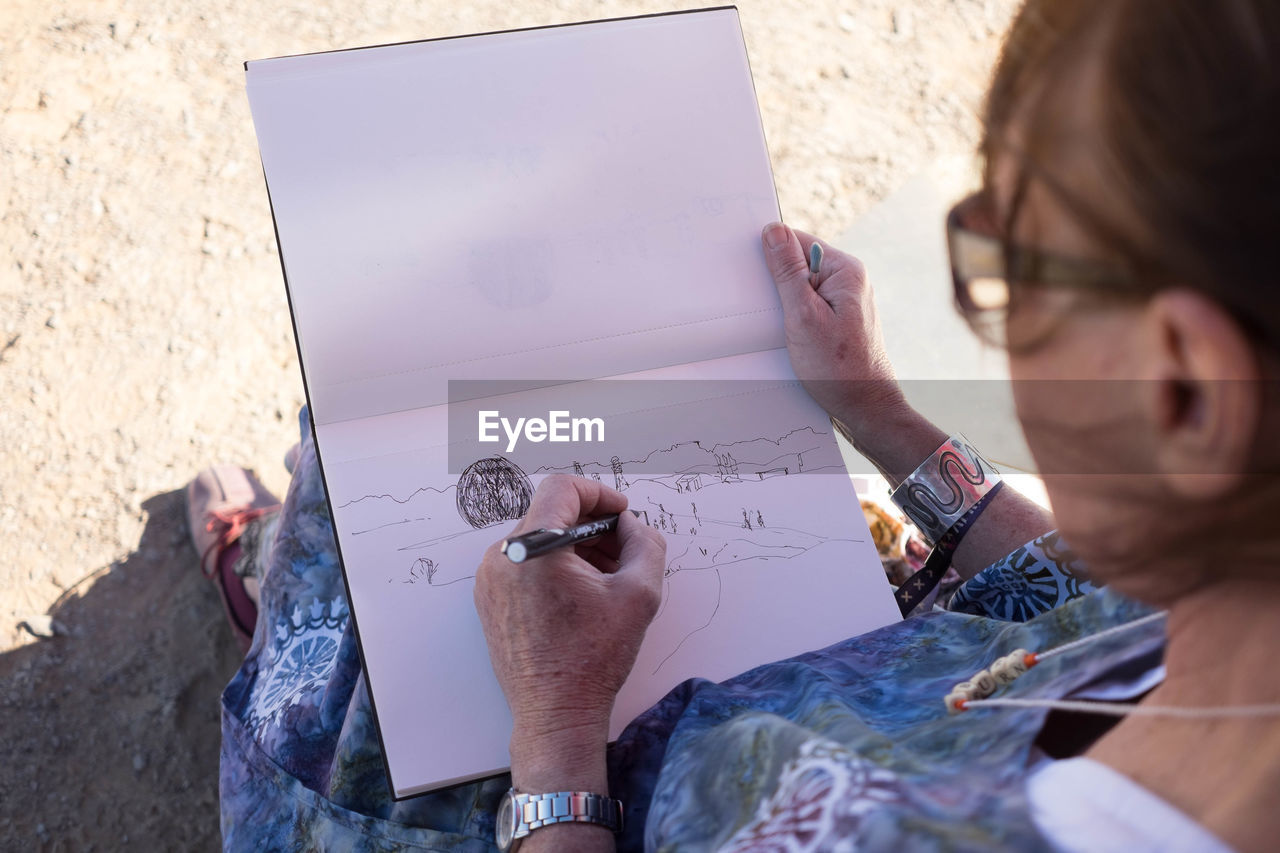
[610,455,629,491]
[757,510,765,528]
[741,508,753,530]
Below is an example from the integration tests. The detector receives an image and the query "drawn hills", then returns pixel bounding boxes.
[335,425,844,536]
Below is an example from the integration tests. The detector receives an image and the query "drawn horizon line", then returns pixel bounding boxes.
[531,425,830,475]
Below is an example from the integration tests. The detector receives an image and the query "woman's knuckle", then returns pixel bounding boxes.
[846,254,867,282]
[781,257,811,282]
[651,530,668,555]
[542,472,573,491]
[640,584,662,618]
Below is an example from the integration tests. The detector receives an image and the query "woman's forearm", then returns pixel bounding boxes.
[507,719,614,852]
[834,404,1055,581]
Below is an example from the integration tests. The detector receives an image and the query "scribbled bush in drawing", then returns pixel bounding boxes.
[456,457,535,529]
[406,557,437,584]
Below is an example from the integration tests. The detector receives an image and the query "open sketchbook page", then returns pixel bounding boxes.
[245,8,784,426]
[318,348,900,797]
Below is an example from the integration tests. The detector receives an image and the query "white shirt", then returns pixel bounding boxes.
[1024,663,1234,852]
[1027,757,1233,853]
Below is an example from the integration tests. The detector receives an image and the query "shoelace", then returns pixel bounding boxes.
[200,505,278,578]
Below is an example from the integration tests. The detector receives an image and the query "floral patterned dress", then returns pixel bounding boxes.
[220,414,1144,852]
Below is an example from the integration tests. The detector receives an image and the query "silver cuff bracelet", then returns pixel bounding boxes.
[890,434,1002,545]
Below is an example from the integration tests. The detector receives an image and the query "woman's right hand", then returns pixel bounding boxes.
[761,222,908,437]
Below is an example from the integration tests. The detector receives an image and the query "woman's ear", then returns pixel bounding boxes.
[1141,289,1261,499]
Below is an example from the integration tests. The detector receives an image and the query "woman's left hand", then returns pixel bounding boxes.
[474,474,666,790]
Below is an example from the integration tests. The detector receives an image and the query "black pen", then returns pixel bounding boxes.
[501,511,640,564]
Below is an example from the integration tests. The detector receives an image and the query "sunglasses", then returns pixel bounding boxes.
[946,191,1148,349]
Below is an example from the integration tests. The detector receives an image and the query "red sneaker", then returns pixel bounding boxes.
[185,466,280,652]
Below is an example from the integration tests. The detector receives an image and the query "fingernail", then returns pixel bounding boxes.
[763,222,789,251]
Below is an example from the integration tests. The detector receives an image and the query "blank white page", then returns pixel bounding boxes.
[246,8,784,425]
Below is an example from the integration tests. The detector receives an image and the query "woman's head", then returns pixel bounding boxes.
[985,0,1279,313]
[972,0,1280,601]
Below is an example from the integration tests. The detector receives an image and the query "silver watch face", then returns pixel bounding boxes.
[496,790,518,850]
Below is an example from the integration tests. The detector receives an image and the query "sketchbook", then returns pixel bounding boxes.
[246,7,900,798]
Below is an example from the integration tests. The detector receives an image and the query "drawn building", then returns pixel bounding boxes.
[676,473,703,493]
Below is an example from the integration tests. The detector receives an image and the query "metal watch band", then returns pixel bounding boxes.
[890,434,1001,545]
[513,790,624,838]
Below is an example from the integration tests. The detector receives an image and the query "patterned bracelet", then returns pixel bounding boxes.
[894,481,1004,617]
[889,435,1001,546]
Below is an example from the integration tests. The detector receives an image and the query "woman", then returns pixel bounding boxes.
[203,0,1280,849]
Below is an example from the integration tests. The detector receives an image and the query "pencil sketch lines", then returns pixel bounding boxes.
[653,568,722,675]
[532,426,837,484]
[338,484,454,508]
[334,425,864,683]
[456,457,533,528]
[352,517,429,536]
[395,528,481,552]
[396,556,475,588]
[408,557,437,584]
[665,537,809,575]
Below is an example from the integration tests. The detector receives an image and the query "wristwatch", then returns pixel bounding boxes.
[496,788,624,852]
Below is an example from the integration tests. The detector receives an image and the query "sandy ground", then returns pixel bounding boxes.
[0,0,1017,848]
